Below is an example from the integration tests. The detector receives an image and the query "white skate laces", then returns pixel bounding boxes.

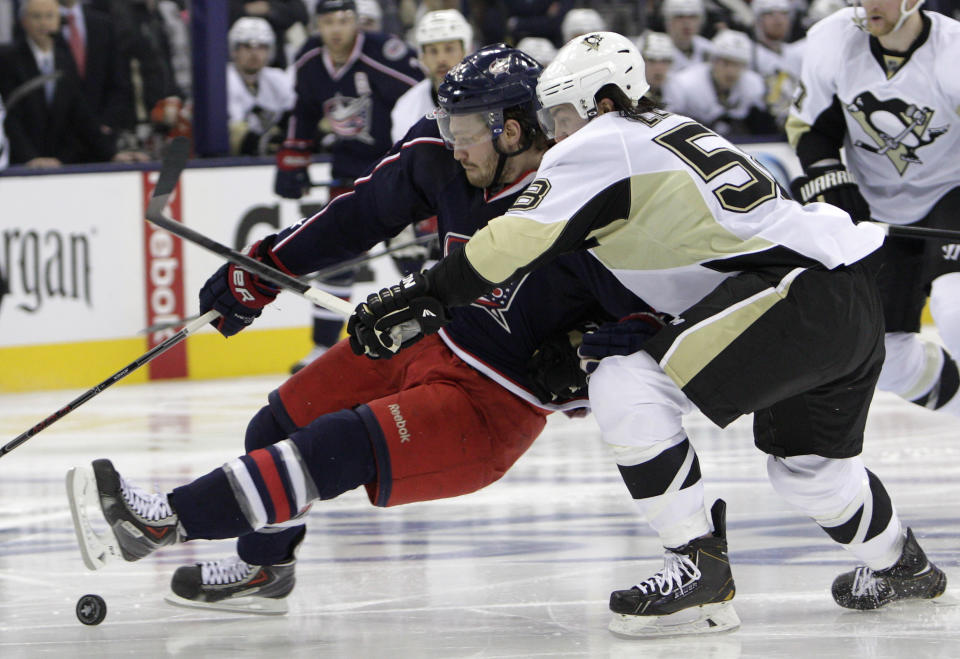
[851,566,882,598]
[634,550,702,596]
[200,556,255,585]
[120,476,174,521]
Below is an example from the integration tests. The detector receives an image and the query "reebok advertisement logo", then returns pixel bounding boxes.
[387,403,411,443]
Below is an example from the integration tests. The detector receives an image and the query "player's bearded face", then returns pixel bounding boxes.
[233,43,270,76]
[448,114,498,188]
[317,11,358,56]
[859,0,914,35]
[421,41,466,87]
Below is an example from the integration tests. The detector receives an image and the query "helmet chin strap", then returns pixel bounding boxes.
[490,135,534,190]
[892,0,924,33]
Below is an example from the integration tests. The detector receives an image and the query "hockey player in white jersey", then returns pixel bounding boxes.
[661,0,714,71]
[638,31,674,105]
[353,31,948,636]
[0,92,8,171]
[787,1,960,418]
[663,29,776,136]
[390,9,472,143]
[750,0,804,124]
[226,17,296,155]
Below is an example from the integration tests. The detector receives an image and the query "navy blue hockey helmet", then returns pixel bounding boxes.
[435,43,543,149]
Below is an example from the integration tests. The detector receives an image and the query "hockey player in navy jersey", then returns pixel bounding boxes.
[277,0,423,373]
[66,46,653,615]
[351,33,947,635]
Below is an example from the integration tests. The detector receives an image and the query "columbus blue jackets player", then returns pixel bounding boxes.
[66,46,654,614]
[277,0,422,372]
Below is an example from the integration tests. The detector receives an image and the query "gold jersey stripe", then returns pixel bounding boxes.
[464,214,567,283]
[784,114,812,150]
[658,267,806,388]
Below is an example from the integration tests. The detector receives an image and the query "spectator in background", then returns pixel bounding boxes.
[516,35,557,65]
[230,0,309,69]
[750,0,802,126]
[560,7,606,43]
[663,29,776,137]
[57,0,135,136]
[662,0,713,70]
[638,31,674,104]
[391,8,471,142]
[505,0,573,46]
[0,0,142,166]
[227,16,295,155]
[277,0,422,373]
[356,0,384,31]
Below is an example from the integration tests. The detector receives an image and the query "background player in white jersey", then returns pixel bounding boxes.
[560,8,607,44]
[637,31,674,105]
[787,1,960,417]
[390,9,471,143]
[226,17,296,156]
[515,37,558,66]
[352,31,948,636]
[661,0,714,71]
[0,92,7,171]
[663,29,776,136]
[750,0,804,124]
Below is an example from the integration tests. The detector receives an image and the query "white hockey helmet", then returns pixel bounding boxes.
[536,32,649,139]
[415,9,473,55]
[804,0,847,26]
[852,0,924,33]
[639,31,675,61]
[355,0,383,30]
[228,17,275,60]
[710,29,752,63]
[662,0,706,18]
[752,0,792,16]
[561,8,607,43]
[516,36,558,66]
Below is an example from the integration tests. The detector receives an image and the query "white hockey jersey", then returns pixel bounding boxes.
[226,63,296,134]
[663,62,768,132]
[788,8,960,224]
[670,34,714,71]
[390,78,435,144]
[462,111,883,315]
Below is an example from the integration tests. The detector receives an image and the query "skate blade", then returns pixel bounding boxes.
[164,592,289,616]
[609,601,741,638]
[66,466,122,571]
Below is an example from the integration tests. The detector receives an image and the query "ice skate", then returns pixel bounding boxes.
[67,459,182,570]
[165,555,295,615]
[608,499,739,638]
[832,528,947,610]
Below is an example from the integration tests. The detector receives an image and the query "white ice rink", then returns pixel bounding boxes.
[0,376,958,658]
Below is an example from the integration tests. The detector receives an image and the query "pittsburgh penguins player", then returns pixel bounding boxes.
[787,0,960,417]
[351,32,948,636]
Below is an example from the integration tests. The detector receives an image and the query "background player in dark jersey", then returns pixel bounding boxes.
[788,1,960,418]
[276,0,423,373]
[67,46,651,616]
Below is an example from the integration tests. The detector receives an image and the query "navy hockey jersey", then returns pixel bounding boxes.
[289,32,423,179]
[269,118,649,410]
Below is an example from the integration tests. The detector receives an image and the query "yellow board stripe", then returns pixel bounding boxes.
[0,327,315,393]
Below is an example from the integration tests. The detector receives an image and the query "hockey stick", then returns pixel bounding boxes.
[0,310,219,459]
[138,232,436,335]
[145,137,353,316]
[3,72,62,111]
[868,222,960,242]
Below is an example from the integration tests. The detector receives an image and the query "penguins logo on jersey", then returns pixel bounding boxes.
[846,91,948,175]
[445,232,527,332]
[322,93,376,145]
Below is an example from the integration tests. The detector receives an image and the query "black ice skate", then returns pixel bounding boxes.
[67,459,183,570]
[832,528,947,610]
[608,499,740,637]
[165,556,295,615]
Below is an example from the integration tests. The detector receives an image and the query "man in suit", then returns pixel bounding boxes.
[0,0,135,167]
[57,0,135,134]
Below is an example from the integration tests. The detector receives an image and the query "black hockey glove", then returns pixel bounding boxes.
[347,272,449,359]
[274,139,313,199]
[790,165,871,221]
[526,324,595,405]
[578,312,667,375]
[199,239,283,337]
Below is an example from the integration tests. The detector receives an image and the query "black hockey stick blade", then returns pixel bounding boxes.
[868,222,960,242]
[145,140,353,316]
[0,310,219,459]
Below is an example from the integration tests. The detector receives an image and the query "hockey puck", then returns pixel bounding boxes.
[76,594,107,625]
